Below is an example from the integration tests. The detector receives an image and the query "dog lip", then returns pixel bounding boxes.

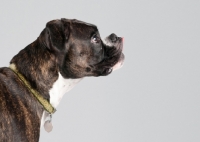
[98,67,113,76]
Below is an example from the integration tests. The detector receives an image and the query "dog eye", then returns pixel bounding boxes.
[92,34,100,43]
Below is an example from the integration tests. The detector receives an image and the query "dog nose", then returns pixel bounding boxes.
[109,33,118,42]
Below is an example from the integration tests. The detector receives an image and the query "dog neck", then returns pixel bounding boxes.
[49,72,82,108]
[9,40,83,131]
[10,39,82,110]
[10,40,59,100]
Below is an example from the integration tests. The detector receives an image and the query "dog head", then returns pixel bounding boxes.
[39,18,124,78]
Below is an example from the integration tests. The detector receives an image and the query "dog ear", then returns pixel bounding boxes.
[39,19,70,51]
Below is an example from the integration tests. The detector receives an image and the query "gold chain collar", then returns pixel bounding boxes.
[9,64,56,114]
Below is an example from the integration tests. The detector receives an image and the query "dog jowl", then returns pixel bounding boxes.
[0,18,124,142]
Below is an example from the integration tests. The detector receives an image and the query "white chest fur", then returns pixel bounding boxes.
[49,72,82,108]
[40,73,82,129]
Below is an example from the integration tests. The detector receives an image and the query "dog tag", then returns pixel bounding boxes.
[44,120,53,132]
[44,114,53,132]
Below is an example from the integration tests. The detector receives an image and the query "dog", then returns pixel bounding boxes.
[0,18,124,142]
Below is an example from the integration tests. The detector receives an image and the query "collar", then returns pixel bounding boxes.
[9,64,56,114]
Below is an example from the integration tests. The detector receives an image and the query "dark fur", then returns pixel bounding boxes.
[0,18,123,142]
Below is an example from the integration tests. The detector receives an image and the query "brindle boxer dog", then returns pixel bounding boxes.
[0,18,124,142]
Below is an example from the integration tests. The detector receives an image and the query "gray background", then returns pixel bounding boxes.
[0,0,200,142]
